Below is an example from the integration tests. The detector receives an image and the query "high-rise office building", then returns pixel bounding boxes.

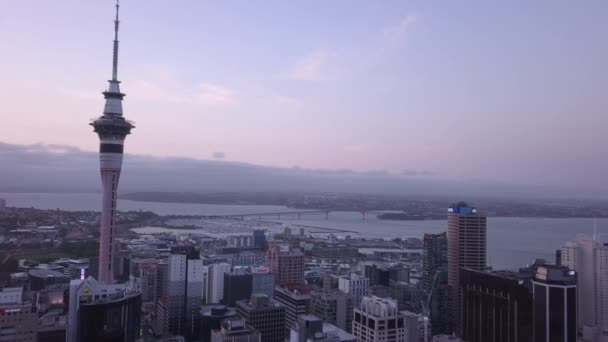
[133,260,160,308]
[352,296,407,342]
[253,230,266,249]
[236,294,286,342]
[447,203,487,286]
[310,289,352,332]
[429,269,452,336]
[211,318,261,342]
[90,0,135,284]
[363,263,409,287]
[200,306,237,342]
[389,266,410,284]
[0,287,37,342]
[267,244,305,286]
[422,232,448,292]
[249,266,275,298]
[202,265,210,304]
[152,259,169,336]
[274,286,311,337]
[337,273,369,308]
[224,270,253,306]
[560,235,608,340]
[166,246,204,341]
[67,277,141,342]
[402,311,423,342]
[532,265,577,342]
[156,260,168,309]
[460,268,533,342]
[389,281,418,312]
[447,202,486,335]
[209,262,232,304]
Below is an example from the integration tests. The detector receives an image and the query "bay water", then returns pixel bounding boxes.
[1,192,605,270]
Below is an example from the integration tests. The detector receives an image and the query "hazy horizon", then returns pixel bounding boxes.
[2,1,607,195]
[1,141,606,201]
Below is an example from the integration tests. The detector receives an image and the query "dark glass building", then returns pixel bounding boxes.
[253,230,266,250]
[429,270,453,335]
[224,271,253,306]
[460,268,533,342]
[364,264,390,287]
[422,232,448,292]
[532,265,577,342]
[363,264,409,287]
[77,290,142,342]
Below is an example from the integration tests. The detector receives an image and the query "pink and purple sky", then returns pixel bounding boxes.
[1,0,607,189]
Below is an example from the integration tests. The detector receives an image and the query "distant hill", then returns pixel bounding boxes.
[0,141,604,200]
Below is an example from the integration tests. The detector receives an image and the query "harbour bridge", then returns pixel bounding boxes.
[202,210,386,221]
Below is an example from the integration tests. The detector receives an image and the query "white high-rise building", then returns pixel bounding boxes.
[402,311,422,342]
[352,296,408,342]
[338,273,369,307]
[209,262,231,304]
[167,246,203,341]
[560,234,608,341]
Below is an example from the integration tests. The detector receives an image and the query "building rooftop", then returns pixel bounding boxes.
[275,284,312,297]
[201,305,237,317]
[28,269,69,279]
[0,287,23,305]
[533,265,576,285]
[38,310,67,331]
[300,314,319,322]
[218,318,258,336]
[339,273,366,281]
[322,322,356,342]
[72,277,140,305]
[358,296,399,317]
[237,295,284,311]
[448,202,478,214]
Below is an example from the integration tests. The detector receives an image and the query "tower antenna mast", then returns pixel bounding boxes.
[112,0,120,81]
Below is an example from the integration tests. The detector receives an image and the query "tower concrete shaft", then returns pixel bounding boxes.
[90,0,134,284]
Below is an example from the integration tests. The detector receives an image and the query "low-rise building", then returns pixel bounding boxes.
[0,287,37,342]
[289,314,356,342]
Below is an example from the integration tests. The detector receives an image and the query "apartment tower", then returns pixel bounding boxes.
[446,202,487,335]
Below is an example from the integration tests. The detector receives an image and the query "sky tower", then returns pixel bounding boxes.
[90,0,134,284]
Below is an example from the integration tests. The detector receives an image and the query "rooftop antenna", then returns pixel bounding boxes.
[111,0,120,81]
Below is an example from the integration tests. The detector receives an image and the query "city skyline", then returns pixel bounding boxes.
[0,2,605,341]
[2,1,607,191]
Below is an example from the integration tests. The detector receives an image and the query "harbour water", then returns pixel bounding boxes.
[2,192,607,270]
